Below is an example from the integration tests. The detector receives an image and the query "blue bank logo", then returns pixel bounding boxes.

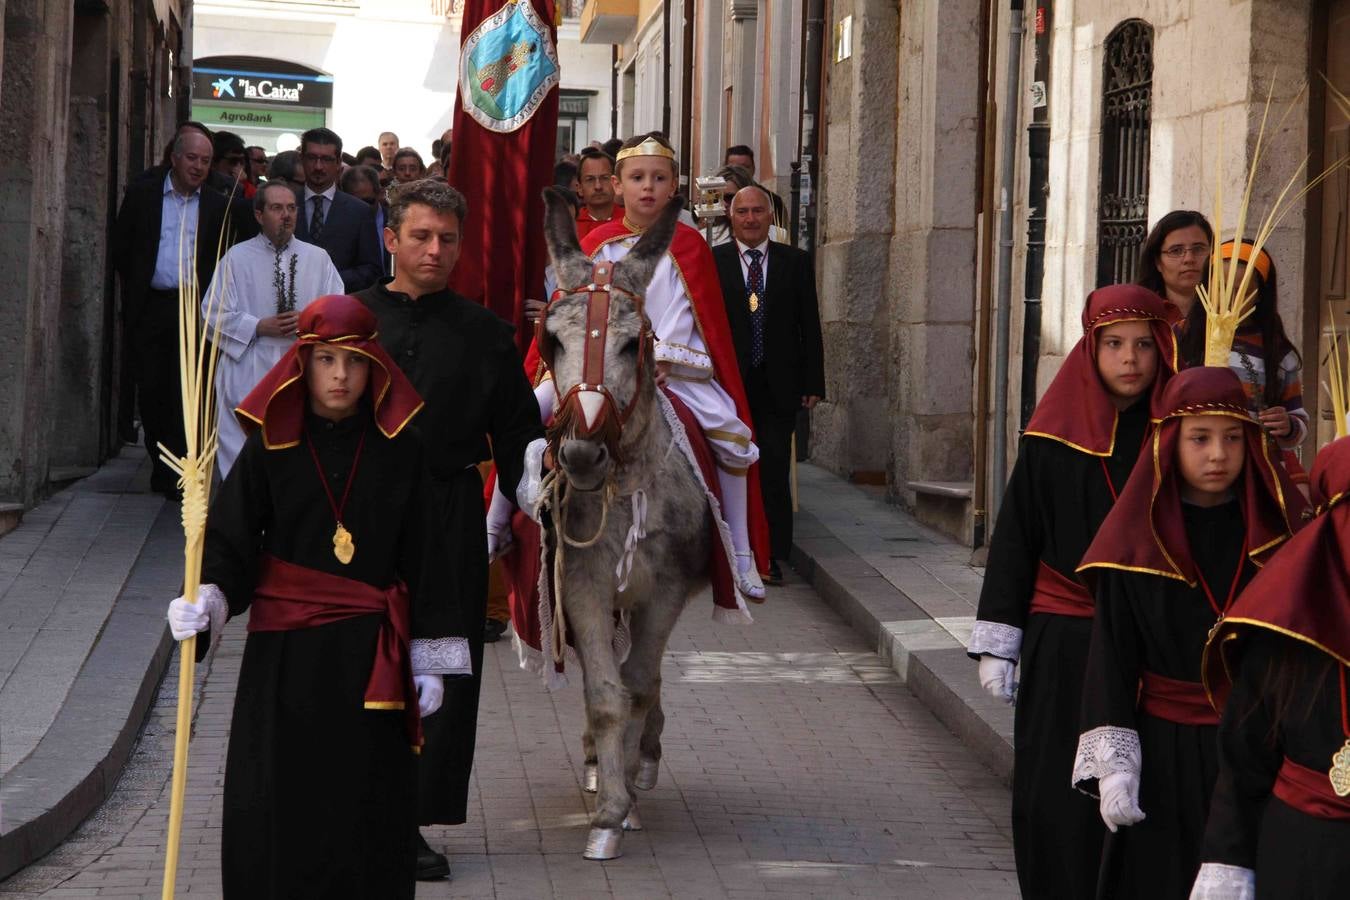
[211,77,235,99]
[460,1,559,133]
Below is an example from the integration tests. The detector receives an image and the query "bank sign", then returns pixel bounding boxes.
[193,67,333,109]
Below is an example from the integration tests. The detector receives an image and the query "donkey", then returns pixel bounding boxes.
[535,187,728,859]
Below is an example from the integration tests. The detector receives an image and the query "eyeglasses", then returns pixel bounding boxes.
[303,153,338,165]
[224,154,246,165]
[1161,243,1210,260]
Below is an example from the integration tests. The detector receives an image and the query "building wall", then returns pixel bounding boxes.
[195,0,614,159]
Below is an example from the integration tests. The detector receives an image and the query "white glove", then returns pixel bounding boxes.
[978,655,1017,704]
[515,438,549,522]
[166,584,227,642]
[414,674,444,717]
[1099,770,1145,832]
[1189,863,1255,900]
[486,486,516,562]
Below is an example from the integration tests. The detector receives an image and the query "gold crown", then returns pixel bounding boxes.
[616,137,677,163]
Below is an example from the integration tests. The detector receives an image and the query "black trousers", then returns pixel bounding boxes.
[745,369,798,562]
[133,291,187,492]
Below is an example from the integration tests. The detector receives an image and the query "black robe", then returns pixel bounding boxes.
[1201,635,1350,898]
[203,413,459,899]
[1080,499,1253,900]
[355,280,543,824]
[973,398,1149,899]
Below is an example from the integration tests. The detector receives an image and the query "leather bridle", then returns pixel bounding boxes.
[536,258,652,441]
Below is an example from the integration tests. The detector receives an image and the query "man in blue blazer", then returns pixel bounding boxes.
[293,127,383,292]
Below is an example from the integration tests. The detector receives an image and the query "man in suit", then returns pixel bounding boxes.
[712,185,825,583]
[113,129,251,497]
[293,127,384,292]
[340,164,392,278]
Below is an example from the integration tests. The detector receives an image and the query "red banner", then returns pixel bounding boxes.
[447,0,561,349]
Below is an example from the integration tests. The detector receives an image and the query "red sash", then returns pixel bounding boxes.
[1272,757,1350,820]
[1028,561,1095,617]
[247,555,421,748]
[1138,671,1220,726]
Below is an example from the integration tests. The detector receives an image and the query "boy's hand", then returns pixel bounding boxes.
[1258,406,1291,438]
[655,361,671,387]
[524,298,547,324]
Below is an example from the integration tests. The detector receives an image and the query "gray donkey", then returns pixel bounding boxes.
[530,187,751,860]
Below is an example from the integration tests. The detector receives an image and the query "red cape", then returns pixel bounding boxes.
[575,205,623,243]
[581,217,771,574]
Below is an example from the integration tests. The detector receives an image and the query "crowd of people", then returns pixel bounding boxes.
[970,211,1345,899]
[122,120,825,896]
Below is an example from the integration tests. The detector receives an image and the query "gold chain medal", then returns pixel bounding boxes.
[305,427,367,567]
[332,524,355,565]
[749,292,760,313]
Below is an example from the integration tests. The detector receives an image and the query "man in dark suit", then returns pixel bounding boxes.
[293,127,383,292]
[340,164,392,278]
[713,185,825,582]
[113,129,251,497]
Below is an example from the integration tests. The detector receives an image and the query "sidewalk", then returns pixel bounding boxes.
[0,448,180,881]
[790,464,1013,782]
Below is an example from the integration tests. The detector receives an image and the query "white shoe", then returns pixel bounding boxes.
[734,552,766,601]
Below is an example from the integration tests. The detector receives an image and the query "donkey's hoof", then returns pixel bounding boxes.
[583,827,623,860]
[583,763,598,793]
[634,756,659,790]
[622,805,643,831]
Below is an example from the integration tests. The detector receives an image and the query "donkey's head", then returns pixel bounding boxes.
[537,187,680,491]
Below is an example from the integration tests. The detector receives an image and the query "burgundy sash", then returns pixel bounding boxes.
[248,555,421,748]
[1138,671,1220,726]
[1028,561,1095,618]
[1272,757,1350,820]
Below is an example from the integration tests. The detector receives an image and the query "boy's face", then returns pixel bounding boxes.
[1094,319,1158,404]
[306,344,370,420]
[614,157,677,225]
[1176,415,1246,505]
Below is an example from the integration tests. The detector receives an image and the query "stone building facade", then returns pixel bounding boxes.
[0,0,190,513]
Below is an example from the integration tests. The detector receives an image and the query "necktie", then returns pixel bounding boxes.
[310,195,326,239]
[747,248,766,368]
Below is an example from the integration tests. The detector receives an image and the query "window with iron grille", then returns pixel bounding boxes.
[1096,20,1153,287]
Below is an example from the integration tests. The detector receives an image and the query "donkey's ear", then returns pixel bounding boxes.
[541,187,590,290]
[613,195,682,296]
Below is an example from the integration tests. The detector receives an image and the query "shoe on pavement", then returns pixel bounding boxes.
[734,552,766,602]
[484,617,508,644]
[766,560,783,585]
[416,831,450,881]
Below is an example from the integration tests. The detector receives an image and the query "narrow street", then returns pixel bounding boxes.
[3,572,1016,899]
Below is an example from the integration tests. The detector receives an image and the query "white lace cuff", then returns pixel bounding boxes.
[201,583,229,647]
[1072,725,1141,790]
[1189,863,1255,900]
[411,637,472,676]
[515,437,548,522]
[968,621,1023,661]
[654,339,713,373]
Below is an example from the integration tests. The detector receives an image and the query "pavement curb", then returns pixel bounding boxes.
[0,506,181,881]
[790,508,1015,784]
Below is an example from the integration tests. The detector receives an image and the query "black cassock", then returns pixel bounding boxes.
[972,397,1149,899]
[1079,499,1252,900]
[1201,635,1350,899]
[202,413,459,899]
[356,281,543,824]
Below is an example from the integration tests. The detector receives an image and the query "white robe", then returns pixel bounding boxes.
[203,234,343,476]
[591,230,758,471]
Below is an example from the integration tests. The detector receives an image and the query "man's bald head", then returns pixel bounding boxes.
[729,185,774,246]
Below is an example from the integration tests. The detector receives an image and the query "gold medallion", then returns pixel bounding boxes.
[333,523,355,565]
[1331,740,1350,797]
[749,292,760,312]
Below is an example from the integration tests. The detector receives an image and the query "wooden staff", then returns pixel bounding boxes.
[159,215,229,899]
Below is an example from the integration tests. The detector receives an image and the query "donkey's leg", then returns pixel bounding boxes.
[568,591,634,841]
[619,590,686,794]
[581,726,598,793]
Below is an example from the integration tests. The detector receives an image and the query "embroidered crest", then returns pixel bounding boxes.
[460,1,560,133]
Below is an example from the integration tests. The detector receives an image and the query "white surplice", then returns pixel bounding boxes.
[202,233,343,476]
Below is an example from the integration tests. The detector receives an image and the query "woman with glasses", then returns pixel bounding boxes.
[1135,210,1214,323]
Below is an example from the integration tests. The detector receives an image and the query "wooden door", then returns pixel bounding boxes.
[1316,0,1350,446]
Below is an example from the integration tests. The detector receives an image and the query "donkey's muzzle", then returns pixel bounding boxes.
[558,438,610,489]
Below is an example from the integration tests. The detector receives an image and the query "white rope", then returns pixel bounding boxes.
[615,489,647,592]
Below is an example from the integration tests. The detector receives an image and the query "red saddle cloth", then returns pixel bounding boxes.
[247,555,422,748]
[505,388,745,679]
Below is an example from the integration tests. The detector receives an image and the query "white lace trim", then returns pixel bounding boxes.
[1189,863,1255,900]
[968,621,1023,661]
[410,637,472,676]
[654,340,713,372]
[201,583,228,647]
[1072,725,1141,790]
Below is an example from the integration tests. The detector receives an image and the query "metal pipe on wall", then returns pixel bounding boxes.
[679,0,695,186]
[990,0,1026,518]
[796,0,826,257]
[662,0,672,136]
[1019,2,1053,430]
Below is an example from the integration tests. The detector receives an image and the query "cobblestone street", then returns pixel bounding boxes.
[1,568,1016,899]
